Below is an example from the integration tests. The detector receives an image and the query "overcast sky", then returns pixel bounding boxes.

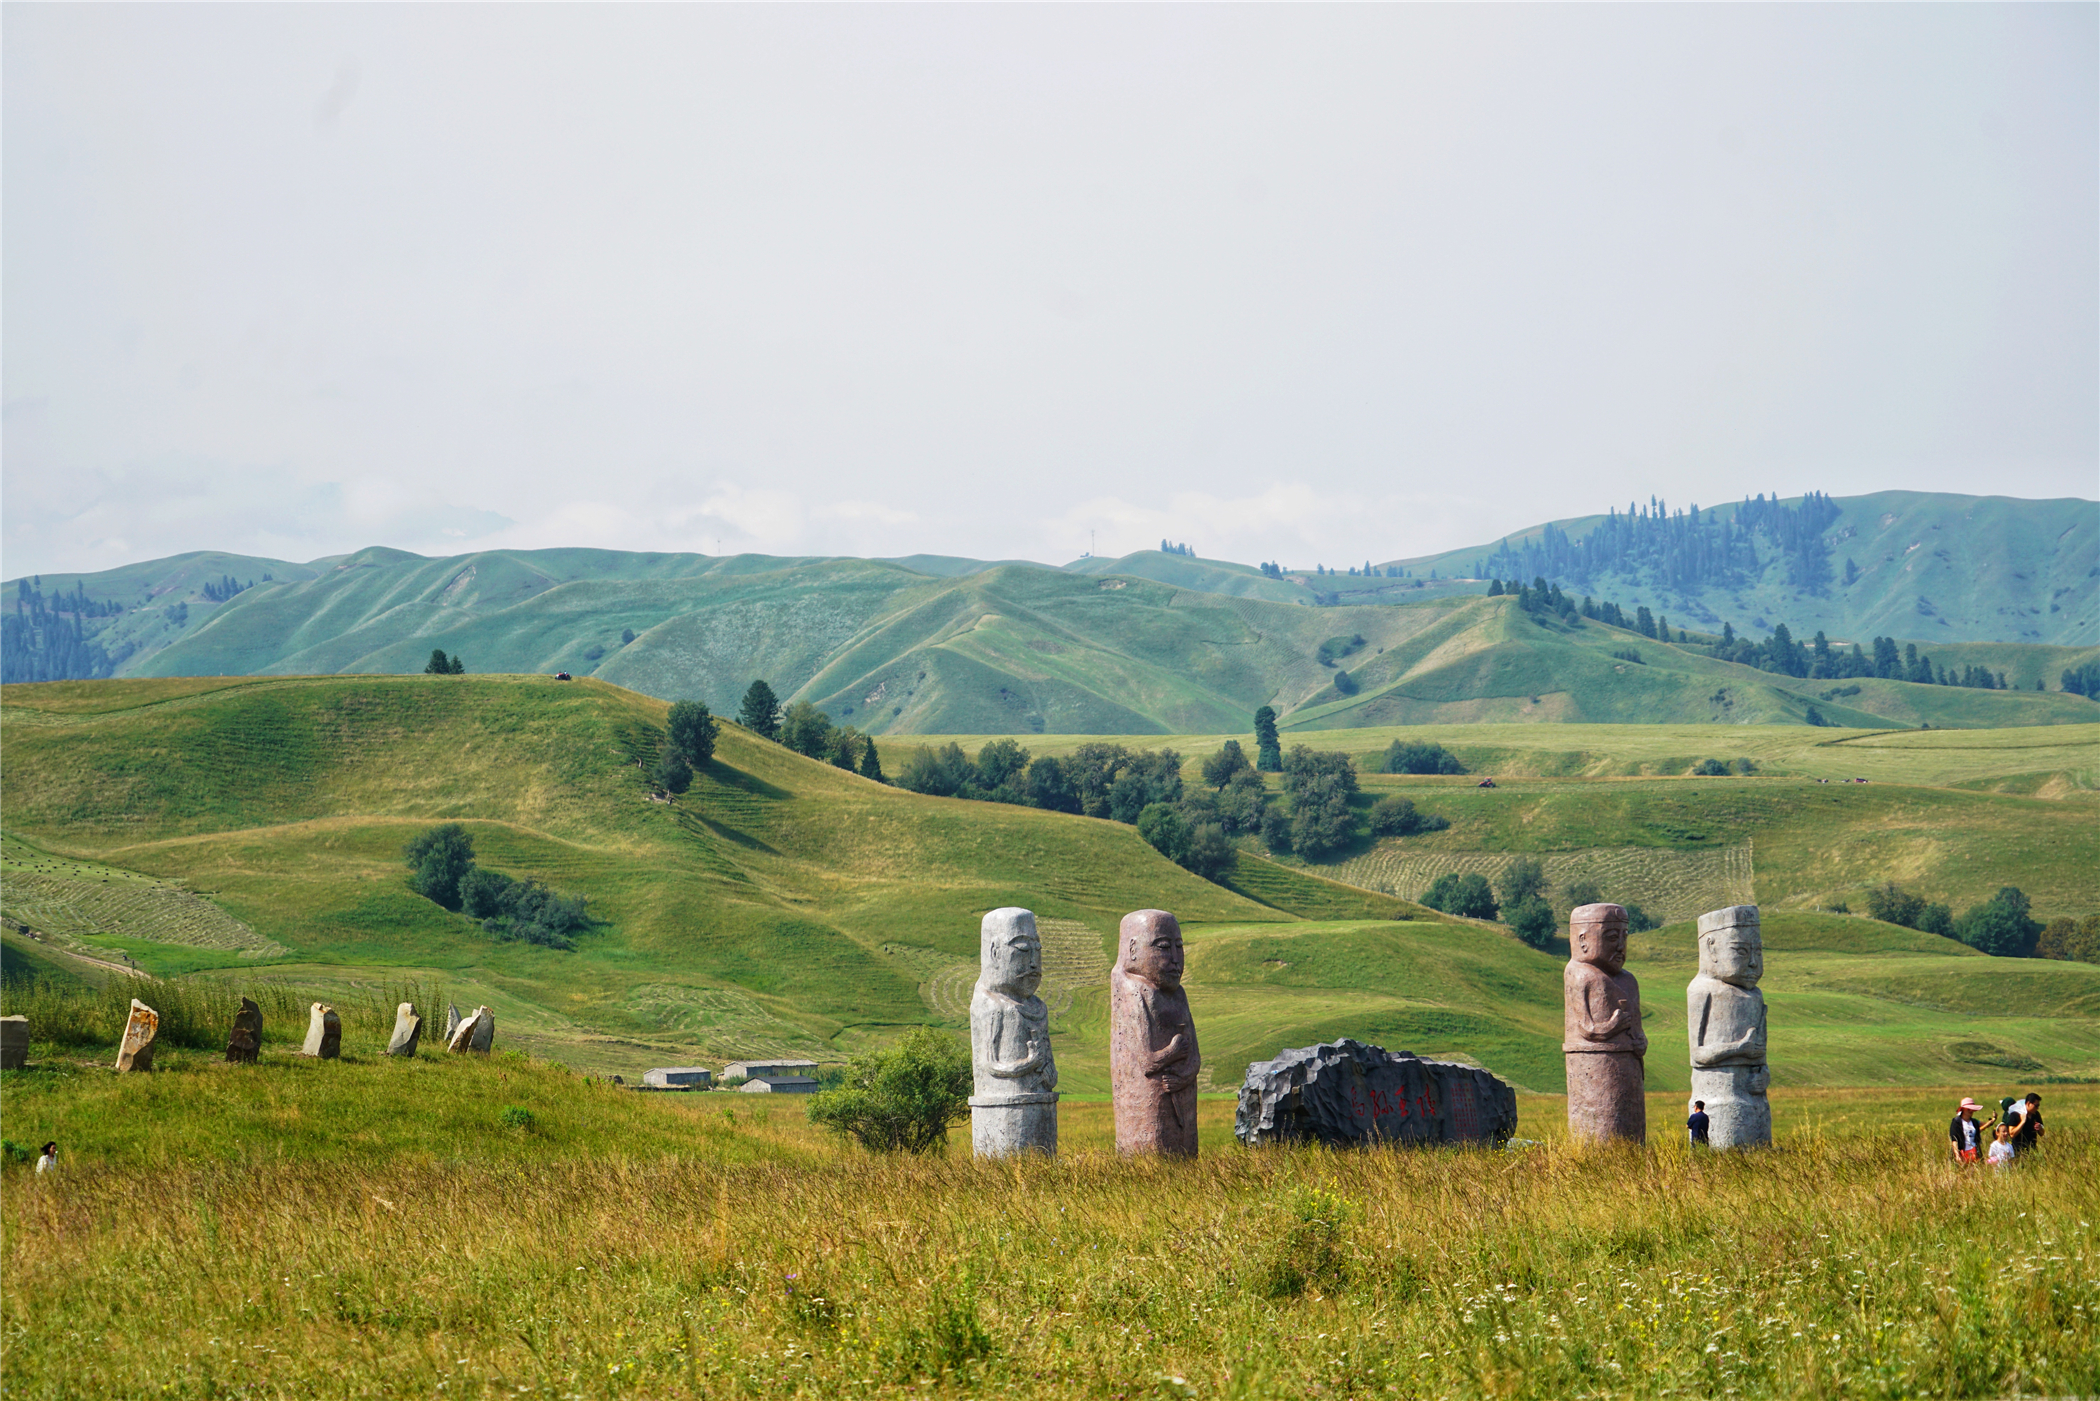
[5,4,2094,579]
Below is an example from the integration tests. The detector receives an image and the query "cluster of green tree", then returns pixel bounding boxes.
[733,679,885,780]
[1380,740,1465,775]
[1159,540,1195,557]
[200,575,254,603]
[402,824,590,950]
[897,738,1183,821]
[806,1027,970,1153]
[2037,913,2100,964]
[1418,864,1656,950]
[1258,561,1285,578]
[1316,634,1366,666]
[647,700,721,793]
[1691,758,1757,776]
[1472,491,1842,596]
[1488,576,1681,639]
[2,578,128,682]
[2062,663,2100,699]
[424,649,467,674]
[14,577,124,619]
[1705,626,2030,690]
[1264,747,1361,860]
[1865,881,2049,958]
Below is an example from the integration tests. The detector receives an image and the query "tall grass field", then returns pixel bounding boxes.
[2,1050,2093,1399]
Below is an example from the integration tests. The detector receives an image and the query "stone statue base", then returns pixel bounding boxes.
[1690,1066,1770,1149]
[971,1093,1057,1157]
[1567,1052,1646,1143]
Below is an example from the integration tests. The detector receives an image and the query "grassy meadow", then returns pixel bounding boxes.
[2,1050,2095,1400]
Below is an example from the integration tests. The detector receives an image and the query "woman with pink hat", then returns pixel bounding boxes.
[1948,1097,1995,1163]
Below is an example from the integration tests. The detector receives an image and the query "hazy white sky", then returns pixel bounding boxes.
[5,4,2094,578]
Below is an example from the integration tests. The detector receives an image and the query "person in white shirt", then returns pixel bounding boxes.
[34,1141,57,1175]
[1987,1123,2016,1171]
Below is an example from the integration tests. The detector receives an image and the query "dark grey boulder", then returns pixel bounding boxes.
[1234,1038,1517,1148]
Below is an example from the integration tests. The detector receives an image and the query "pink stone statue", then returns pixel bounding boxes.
[1110,909,1200,1156]
[1564,902,1646,1143]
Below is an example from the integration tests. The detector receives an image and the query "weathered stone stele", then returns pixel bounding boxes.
[225,997,263,1064]
[1689,905,1771,1149]
[0,1015,28,1070]
[1564,903,1646,1144]
[448,1006,495,1054]
[386,1003,422,1058]
[1110,909,1200,1157]
[115,999,159,1073]
[302,1003,341,1059]
[444,1004,462,1042]
[969,907,1059,1158]
[1236,1039,1518,1148]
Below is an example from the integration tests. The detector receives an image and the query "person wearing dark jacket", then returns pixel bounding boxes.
[1687,1101,1711,1147]
[2012,1093,2045,1152]
[1949,1098,1992,1162]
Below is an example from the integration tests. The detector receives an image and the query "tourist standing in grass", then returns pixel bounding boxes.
[1988,1122,2017,1171]
[1950,1098,1991,1163]
[1687,1100,1711,1147]
[2013,1093,2046,1153]
[34,1142,56,1175]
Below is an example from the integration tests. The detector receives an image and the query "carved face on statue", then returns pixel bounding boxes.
[1119,909,1184,991]
[1696,906,1763,987]
[981,908,1044,998]
[1570,903,1630,974]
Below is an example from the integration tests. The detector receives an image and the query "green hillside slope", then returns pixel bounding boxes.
[29,549,2092,736]
[1396,490,2099,646]
[5,676,2095,1093]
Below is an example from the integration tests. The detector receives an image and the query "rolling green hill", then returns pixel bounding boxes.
[3,675,2095,1092]
[8,543,2094,736]
[1393,489,2098,647]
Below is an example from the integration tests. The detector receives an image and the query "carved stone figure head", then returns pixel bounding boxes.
[1696,905,1763,987]
[980,907,1044,998]
[1119,909,1184,991]
[1569,903,1630,974]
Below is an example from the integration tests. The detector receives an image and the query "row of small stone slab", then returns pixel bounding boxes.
[80,997,501,1072]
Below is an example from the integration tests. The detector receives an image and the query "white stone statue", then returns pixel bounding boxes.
[969,907,1058,1157]
[1688,905,1770,1149]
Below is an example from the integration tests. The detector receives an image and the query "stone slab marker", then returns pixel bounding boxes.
[969,907,1059,1157]
[1689,905,1771,1149]
[1236,1039,1518,1148]
[225,997,263,1064]
[448,1006,494,1054]
[302,1003,341,1059]
[386,1003,422,1057]
[0,1015,28,1070]
[115,999,159,1073]
[444,1004,462,1043]
[1110,909,1200,1157]
[1564,902,1646,1144]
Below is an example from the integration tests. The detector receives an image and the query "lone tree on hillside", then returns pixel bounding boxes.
[1281,746,1359,860]
[1421,872,1498,921]
[738,680,782,739]
[858,736,886,784]
[667,700,718,767]
[403,824,476,910]
[806,1027,971,1154]
[1253,707,1282,772]
[1956,887,2042,958]
[424,649,466,675]
[778,702,836,759]
[652,749,693,795]
[1201,739,1251,789]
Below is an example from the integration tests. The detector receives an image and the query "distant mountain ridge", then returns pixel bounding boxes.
[1388,490,2097,648]
[3,491,2092,734]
